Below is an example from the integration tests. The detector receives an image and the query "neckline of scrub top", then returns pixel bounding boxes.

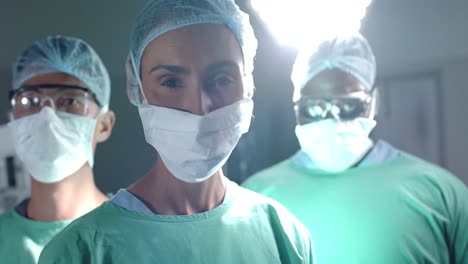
[5,207,72,229]
[110,189,154,214]
[355,140,399,167]
[15,198,29,217]
[14,193,113,216]
[291,139,400,172]
[108,180,235,222]
[288,145,406,177]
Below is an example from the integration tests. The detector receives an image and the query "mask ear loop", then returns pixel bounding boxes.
[367,86,378,120]
[129,52,149,105]
[7,111,14,121]
[95,105,109,118]
[89,104,110,168]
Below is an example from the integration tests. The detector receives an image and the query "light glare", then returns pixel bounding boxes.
[251,0,372,49]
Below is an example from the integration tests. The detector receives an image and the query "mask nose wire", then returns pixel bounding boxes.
[40,96,56,110]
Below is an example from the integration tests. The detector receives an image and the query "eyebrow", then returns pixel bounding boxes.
[149,60,241,75]
[206,60,241,73]
[149,64,190,74]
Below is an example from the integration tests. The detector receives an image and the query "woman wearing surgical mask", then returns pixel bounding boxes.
[0,36,115,264]
[38,1,314,264]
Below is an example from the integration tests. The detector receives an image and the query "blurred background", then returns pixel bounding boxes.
[0,0,467,200]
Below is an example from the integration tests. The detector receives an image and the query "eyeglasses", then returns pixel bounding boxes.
[294,91,372,123]
[9,84,100,116]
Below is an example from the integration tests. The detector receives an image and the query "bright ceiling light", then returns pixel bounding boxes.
[250,0,372,49]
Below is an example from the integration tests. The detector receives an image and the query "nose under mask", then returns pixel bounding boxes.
[138,98,254,183]
[8,107,97,183]
[295,117,376,172]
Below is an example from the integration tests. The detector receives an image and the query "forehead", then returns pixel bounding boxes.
[20,72,87,88]
[301,68,367,97]
[141,24,243,72]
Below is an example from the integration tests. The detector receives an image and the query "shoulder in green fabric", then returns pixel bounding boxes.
[242,151,467,264]
[0,209,70,264]
[39,185,315,264]
[242,159,293,195]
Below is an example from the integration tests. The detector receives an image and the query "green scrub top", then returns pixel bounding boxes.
[0,193,112,263]
[242,152,468,264]
[38,182,314,264]
[0,208,71,264]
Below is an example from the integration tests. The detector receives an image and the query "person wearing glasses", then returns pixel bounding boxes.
[0,35,115,264]
[243,32,467,263]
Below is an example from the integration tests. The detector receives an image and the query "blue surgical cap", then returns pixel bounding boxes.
[291,32,376,102]
[126,0,257,106]
[12,35,111,107]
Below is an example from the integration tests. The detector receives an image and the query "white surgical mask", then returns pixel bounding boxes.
[138,98,253,183]
[8,107,97,183]
[295,117,376,172]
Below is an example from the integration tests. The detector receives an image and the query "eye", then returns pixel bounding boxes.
[214,75,234,87]
[62,98,80,106]
[57,97,83,108]
[207,73,236,91]
[309,105,326,118]
[341,103,357,113]
[160,77,183,89]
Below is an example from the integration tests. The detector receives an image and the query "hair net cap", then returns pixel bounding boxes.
[291,32,376,102]
[127,0,257,106]
[12,35,111,107]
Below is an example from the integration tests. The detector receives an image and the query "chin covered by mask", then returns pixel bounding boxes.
[8,107,97,183]
[139,98,253,183]
[295,117,376,173]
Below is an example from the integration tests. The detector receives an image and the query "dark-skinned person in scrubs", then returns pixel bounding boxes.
[0,36,115,264]
[243,32,467,264]
[38,1,314,263]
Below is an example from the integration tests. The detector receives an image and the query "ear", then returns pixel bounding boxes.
[94,110,116,143]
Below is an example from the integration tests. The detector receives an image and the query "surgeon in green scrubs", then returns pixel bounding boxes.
[38,0,314,263]
[0,36,115,263]
[243,32,468,264]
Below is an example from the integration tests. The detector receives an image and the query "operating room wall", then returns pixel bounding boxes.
[440,59,468,184]
[0,67,8,124]
[361,0,468,184]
